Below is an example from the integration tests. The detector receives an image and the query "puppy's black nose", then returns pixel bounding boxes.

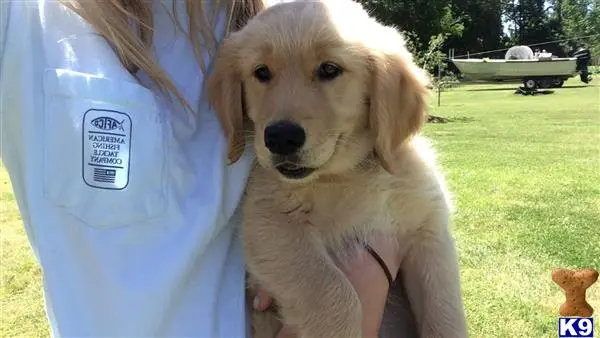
[264,121,306,155]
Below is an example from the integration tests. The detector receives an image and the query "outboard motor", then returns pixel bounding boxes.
[573,48,592,83]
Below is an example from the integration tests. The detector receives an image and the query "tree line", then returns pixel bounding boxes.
[359,0,600,72]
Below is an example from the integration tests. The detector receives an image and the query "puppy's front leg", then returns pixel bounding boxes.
[401,228,468,338]
[244,224,362,338]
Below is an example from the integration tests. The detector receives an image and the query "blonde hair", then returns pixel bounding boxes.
[60,0,265,112]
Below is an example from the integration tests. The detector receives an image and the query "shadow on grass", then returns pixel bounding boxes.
[465,87,518,92]
[427,116,477,124]
[450,117,477,123]
[464,84,592,92]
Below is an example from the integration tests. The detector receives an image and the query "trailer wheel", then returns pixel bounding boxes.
[553,79,564,88]
[539,80,551,89]
[524,79,537,89]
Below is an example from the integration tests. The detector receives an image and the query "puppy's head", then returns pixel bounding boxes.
[207,0,429,182]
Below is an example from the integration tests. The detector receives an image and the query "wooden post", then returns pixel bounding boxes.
[437,62,442,107]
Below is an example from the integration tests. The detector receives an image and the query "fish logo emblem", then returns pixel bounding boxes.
[90,117,125,132]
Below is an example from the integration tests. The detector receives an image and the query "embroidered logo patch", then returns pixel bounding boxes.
[82,109,132,190]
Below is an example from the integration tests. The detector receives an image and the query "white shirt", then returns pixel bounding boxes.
[0,0,254,336]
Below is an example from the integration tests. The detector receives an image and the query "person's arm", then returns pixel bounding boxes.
[254,236,401,337]
[339,238,400,337]
[0,1,8,64]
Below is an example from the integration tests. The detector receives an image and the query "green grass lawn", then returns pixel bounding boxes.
[0,166,49,337]
[1,81,599,337]
[428,81,600,337]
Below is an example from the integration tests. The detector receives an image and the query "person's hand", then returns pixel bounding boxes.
[253,235,401,338]
[252,288,296,338]
[252,287,273,311]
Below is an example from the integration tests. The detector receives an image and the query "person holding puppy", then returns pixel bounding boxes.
[0,0,403,336]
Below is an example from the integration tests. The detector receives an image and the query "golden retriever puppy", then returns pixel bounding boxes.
[207,0,468,337]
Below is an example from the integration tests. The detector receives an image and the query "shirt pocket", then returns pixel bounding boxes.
[42,69,168,228]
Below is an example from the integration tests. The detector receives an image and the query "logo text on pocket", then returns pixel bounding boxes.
[82,109,132,190]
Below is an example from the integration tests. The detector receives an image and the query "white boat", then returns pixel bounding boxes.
[451,58,577,81]
[450,47,592,89]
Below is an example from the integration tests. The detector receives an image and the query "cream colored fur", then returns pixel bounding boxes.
[207,1,468,337]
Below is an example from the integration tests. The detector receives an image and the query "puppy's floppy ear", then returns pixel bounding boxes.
[368,30,430,174]
[207,34,245,164]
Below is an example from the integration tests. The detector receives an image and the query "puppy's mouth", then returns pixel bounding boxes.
[275,162,316,180]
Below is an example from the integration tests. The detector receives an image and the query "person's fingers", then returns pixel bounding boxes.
[253,287,274,311]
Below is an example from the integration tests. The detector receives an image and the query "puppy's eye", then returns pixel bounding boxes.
[317,62,343,81]
[254,65,272,83]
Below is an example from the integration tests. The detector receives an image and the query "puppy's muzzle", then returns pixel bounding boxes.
[264,121,316,180]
